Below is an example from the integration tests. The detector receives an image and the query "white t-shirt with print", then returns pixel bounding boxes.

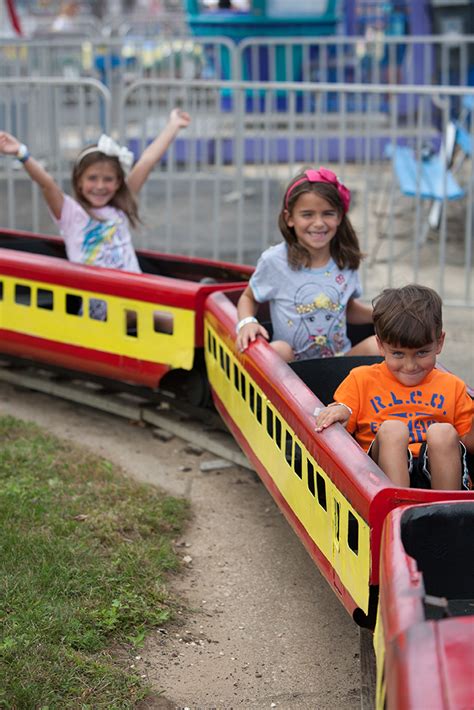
[53,195,141,273]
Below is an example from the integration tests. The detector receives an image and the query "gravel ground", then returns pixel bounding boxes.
[0,380,361,710]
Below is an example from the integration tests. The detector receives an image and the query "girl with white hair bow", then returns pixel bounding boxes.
[0,108,190,318]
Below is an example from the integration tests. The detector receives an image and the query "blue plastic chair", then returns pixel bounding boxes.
[371,127,465,263]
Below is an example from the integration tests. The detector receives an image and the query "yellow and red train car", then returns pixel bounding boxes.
[1,229,473,706]
[0,228,251,399]
[375,501,474,709]
[204,288,473,626]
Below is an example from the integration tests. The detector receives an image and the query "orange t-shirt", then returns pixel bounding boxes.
[334,362,474,456]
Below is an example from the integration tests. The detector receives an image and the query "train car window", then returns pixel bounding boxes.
[89,299,108,321]
[37,288,54,310]
[285,431,293,465]
[233,363,239,390]
[212,335,217,359]
[66,293,83,316]
[316,472,327,511]
[240,372,246,401]
[274,415,282,449]
[307,460,315,496]
[219,345,225,371]
[249,383,255,413]
[334,500,340,542]
[294,442,302,478]
[0,281,3,300]
[255,392,262,424]
[15,284,31,306]
[348,511,359,555]
[225,352,231,379]
[125,310,137,336]
[207,329,212,355]
[153,311,174,335]
[266,406,274,438]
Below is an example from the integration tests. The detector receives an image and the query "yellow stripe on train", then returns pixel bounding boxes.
[374,607,386,710]
[0,276,195,369]
[205,321,371,614]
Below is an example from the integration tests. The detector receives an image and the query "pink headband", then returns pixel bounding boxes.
[284,168,351,213]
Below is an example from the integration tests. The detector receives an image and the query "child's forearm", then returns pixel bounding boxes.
[138,122,179,167]
[127,124,178,194]
[237,289,258,321]
[21,156,64,219]
[128,109,190,194]
[314,402,351,432]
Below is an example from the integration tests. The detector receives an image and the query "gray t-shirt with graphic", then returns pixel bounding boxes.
[249,242,362,360]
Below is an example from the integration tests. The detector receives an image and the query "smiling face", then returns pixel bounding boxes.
[77,160,121,209]
[284,192,342,267]
[377,334,445,387]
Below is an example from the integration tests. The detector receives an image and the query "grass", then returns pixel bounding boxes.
[0,415,189,709]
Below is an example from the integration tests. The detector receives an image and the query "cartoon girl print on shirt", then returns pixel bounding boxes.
[292,282,346,358]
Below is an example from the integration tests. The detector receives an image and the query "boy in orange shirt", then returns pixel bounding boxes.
[315,284,474,489]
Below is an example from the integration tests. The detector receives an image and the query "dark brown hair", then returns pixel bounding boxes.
[278,173,363,270]
[373,284,443,347]
[71,150,140,228]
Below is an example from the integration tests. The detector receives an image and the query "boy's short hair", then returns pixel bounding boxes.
[372,284,443,347]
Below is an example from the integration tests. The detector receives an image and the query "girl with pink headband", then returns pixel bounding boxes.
[236,168,378,361]
[0,109,190,320]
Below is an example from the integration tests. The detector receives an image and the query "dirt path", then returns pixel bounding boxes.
[0,381,361,709]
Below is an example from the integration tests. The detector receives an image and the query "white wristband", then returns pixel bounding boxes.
[236,316,258,334]
[16,143,30,163]
[327,402,353,416]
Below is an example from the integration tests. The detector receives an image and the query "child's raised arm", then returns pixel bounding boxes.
[127,108,191,195]
[0,131,64,219]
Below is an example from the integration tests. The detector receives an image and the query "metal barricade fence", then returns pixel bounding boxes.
[236,35,474,87]
[1,77,473,307]
[0,36,236,120]
[0,36,237,82]
[121,78,474,307]
[0,78,111,233]
[2,33,473,90]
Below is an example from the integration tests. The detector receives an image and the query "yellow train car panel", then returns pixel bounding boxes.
[0,276,196,370]
[205,321,371,613]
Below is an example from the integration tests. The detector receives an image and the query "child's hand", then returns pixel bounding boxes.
[0,131,21,156]
[314,403,351,432]
[169,108,191,130]
[236,322,269,352]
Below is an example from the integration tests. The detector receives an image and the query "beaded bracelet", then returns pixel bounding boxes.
[235,316,258,334]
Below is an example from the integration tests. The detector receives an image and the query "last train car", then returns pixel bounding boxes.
[204,288,473,625]
[0,229,251,394]
[375,501,474,709]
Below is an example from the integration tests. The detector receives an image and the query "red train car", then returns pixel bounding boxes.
[204,288,473,624]
[375,501,474,709]
[0,228,251,400]
[1,229,473,707]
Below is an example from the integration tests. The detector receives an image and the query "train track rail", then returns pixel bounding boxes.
[0,360,252,471]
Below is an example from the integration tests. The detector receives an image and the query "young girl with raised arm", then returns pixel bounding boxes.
[236,167,378,362]
[0,109,190,319]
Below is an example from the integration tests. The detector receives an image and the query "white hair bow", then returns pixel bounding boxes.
[96,134,134,173]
